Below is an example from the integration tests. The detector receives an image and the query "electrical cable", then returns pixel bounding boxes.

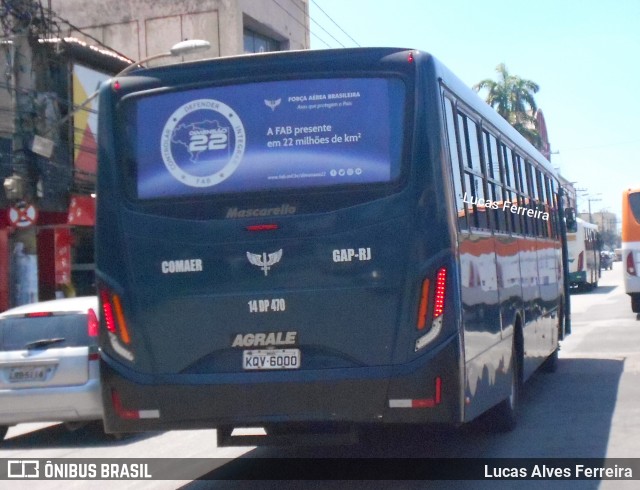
[310,0,360,47]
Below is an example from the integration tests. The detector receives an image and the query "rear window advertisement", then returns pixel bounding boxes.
[132,78,405,199]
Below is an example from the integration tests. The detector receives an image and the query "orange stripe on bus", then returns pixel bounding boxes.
[622,189,640,242]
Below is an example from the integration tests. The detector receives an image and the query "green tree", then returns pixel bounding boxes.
[473,63,541,148]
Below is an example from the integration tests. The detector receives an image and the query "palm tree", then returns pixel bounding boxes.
[473,63,542,148]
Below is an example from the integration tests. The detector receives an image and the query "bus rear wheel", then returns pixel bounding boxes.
[632,294,640,313]
[487,333,522,432]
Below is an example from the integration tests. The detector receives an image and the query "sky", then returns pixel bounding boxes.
[308,0,640,225]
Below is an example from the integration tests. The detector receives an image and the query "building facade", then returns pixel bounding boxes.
[50,0,310,62]
[578,210,619,249]
[0,0,309,310]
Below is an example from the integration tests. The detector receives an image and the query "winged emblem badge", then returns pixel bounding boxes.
[264,98,282,111]
[246,249,283,276]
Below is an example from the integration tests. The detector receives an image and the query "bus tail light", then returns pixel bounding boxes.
[111,389,160,420]
[99,287,135,362]
[100,290,117,334]
[388,377,442,409]
[415,268,447,351]
[627,252,637,276]
[433,267,447,318]
[577,251,584,272]
[417,278,430,330]
[99,290,131,344]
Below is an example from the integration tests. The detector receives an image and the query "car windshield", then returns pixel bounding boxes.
[0,314,91,351]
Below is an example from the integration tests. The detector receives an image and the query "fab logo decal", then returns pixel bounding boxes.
[161,99,246,188]
[247,249,283,276]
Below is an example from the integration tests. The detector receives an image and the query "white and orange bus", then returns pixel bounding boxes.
[622,188,640,312]
[567,218,600,291]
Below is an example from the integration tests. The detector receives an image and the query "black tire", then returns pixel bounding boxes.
[542,301,562,373]
[541,346,558,373]
[632,295,640,314]
[486,333,522,432]
[0,425,8,442]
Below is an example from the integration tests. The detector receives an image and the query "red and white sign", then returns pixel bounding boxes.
[67,195,96,226]
[8,203,38,228]
[55,228,72,285]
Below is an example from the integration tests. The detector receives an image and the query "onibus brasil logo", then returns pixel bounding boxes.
[161,99,246,188]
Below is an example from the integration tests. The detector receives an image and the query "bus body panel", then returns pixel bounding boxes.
[96,47,565,437]
[438,71,564,423]
[100,330,464,432]
[457,233,561,422]
[622,188,640,310]
[110,199,432,374]
[567,218,600,289]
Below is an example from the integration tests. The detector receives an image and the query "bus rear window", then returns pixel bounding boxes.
[125,77,405,199]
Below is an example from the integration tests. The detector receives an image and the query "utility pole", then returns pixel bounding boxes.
[587,197,602,224]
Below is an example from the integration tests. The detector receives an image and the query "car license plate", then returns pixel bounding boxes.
[243,349,301,370]
[9,366,50,382]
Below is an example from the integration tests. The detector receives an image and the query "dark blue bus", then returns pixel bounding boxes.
[96,48,570,443]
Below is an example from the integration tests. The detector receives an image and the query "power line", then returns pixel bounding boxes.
[310,0,360,47]
[287,0,349,48]
[270,0,333,49]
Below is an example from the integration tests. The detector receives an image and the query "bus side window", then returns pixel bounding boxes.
[520,158,540,236]
[443,96,468,231]
[500,144,521,234]
[465,117,489,230]
[483,131,506,232]
[511,152,527,235]
[457,111,487,230]
[545,176,560,238]
[541,173,554,238]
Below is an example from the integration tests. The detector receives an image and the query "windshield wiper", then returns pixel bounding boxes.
[25,338,66,350]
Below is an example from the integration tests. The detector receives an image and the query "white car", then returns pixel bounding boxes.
[0,296,102,441]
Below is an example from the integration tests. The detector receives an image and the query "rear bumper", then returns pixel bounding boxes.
[0,377,103,425]
[624,272,640,295]
[569,271,587,285]
[101,334,462,433]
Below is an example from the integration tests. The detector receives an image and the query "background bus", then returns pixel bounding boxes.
[622,188,640,312]
[567,218,600,291]
[96,48,570,443]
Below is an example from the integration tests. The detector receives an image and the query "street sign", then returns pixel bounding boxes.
[8,202,38,228]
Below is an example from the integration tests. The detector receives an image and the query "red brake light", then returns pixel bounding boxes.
[627,252,637,276]
[111,389,139,420]
[433,267,447,318]
[246,224,279,232]
[25,312,53,318]
[87,308,99,337]
[100,290,117,333]
[577,251,584,272]
[417,267,447,329]
[99,288,132,345]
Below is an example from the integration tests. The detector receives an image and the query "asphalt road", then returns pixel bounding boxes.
[2,261,639,489]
